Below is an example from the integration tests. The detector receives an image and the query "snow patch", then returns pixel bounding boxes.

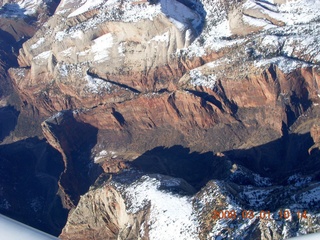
[84,74,112,94]
[30,38,45,50]
[124,176,199,240]
[55,31,67,42]
[240,186,273,208]
[190,69,217,88]
[118,42,126,57]
[287,174,312,187]
[253,173,272,187]
[254,56,311,73]
[71,30,84,39]
[60,47,74,56]
[33,51,51,60]
[243,15,272,28]
[68,0,104,18]
[91,33,113,62]
[18,0,43,15]
[94,150,117,163]
[58,64,68,77]
[149,31,169,43]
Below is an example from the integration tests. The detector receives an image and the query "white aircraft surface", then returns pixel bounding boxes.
[0,214,58,239]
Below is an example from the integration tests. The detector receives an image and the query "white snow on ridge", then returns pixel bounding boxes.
[30,38,45,50]
[279,0,320,25]
[68,0,104,18]
[254,56,311,73]
[71,30,84,39]
[190,69,217,88]
[242,0,320,27]
[243,15,272,28]
[60,47,74,56]
[84,74,112,94]
[124,176,199,240]
[180,0,233,56]
[55,31,67,42]
[18,0,43,15]
[122,1,161,22]
[149,31,169,43]
[91,33,113,62]
[33,50,52,60]
[94,150,118,162]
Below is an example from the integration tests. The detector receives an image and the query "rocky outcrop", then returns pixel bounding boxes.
[309,123,320,154]
[0,0,63,143]
[59,185,148,240]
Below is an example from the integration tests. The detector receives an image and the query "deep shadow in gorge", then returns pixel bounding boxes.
[42,111,104,207]
[129,132,316,191]
[0,106,19,142]
[0,137,68,236]
[224,132,315,179]
[0,110,105,236]
[0,127,315,236]
[130,145,230,191]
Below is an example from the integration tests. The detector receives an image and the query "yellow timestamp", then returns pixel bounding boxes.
[212,209,308,220]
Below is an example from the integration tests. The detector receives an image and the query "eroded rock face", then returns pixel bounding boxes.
[309,123,320,154]
[59,185,148,240]
[11,0,204,113]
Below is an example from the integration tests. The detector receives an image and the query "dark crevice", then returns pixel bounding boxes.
[167,93,182,117]
[255,1,278,13]
[0,106,20,142]
[267,64,278,81]
[43,111,103,210]
[215,81,239,116]
[87,71,141,94]
[111,107,126,126]
[186,89,224,112]
[157,88,169,94]
[278,53,316,65]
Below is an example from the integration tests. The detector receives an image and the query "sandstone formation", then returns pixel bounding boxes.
[59,184,149,240]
